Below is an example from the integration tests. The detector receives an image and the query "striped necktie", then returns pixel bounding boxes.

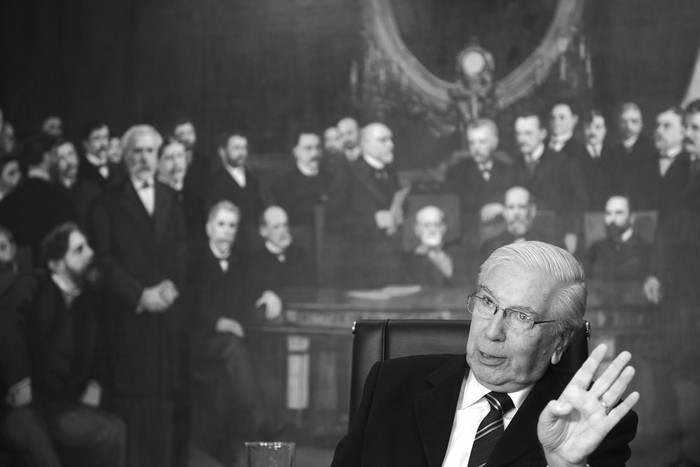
[467,391,514,467]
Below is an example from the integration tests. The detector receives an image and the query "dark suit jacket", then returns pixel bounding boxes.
[0,177,76,265]
[270,166,329,227]
[188,242,248,336]
[612,136,658,210]
[585,232,652,281]
[200,164,265,249]
[514,148,587,237]
[326,157,399,239]
[0,273,101,402]
[247,244,313,296]
[331,354,637,467]
[77,155,125,190]
[89,180,188,395]
[61,179,101,231]
[400,242,467,288]
[578,143,620,211]
[444,157,516,221]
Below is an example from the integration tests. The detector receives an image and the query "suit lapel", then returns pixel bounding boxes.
[122,181,153,230]
[413,355,466,467]
[488,366,571,466]
[352,158,390,205]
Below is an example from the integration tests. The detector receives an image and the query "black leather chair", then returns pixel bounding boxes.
[348,319,590,427]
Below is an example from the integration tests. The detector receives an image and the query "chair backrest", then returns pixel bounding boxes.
[349,319,590,427]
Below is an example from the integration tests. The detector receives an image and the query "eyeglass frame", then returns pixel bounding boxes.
[466,292,557,332]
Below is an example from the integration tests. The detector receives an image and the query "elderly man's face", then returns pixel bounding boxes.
[157,142,188,185]
[363,125,394,165]
[684,111,700,156]
[124,133,158,181]
[207,208,239,250]
[221,135,248,168]
[550,104,578,137]
[619,108,643,140]
[585,115,607,147]
[415,210,446,248]
[261,208,292,251]
[466,263,566,392]
[174,123,197,150]
[84,126,110,159]
[515,116,546,156]
[55,142,79,181]
[294,133,321,175]
[504,189,534,237]
[468,126,497,165]
[654,110,684,153]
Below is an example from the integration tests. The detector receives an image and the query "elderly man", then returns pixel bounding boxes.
[445,118,517,241]
[402,205,466,287]
[479,186,549,263]
[327,122,407,287]
[271,130,329,227]
[0,222,125,467]
[585,195,651,281]
[513,110,587,254]
[89,125,188,467]
[332,241,638,466]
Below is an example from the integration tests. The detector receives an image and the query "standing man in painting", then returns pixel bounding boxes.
[89,125,188,467]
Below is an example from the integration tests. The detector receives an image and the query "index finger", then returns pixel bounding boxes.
[567,343,608,389]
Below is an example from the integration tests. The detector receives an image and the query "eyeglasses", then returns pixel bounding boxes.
[466,293,556,333]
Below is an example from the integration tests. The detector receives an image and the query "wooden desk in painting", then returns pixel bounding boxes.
[247,281,656,444]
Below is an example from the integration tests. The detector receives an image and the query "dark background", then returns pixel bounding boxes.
[2,0,699,162]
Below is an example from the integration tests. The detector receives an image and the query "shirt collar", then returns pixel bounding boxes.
[28,167,51,181]
[526,143,545,162]
[622,135,638,149]
[209,242,230,260]
[51,273,82,305]
[551,131,573,145]
[265,241,286,255]
[460,370,533,412]
[363,154,385,170]
[130,175,154,190]
[85,152,107,167]
[662,145,682,159]
[297,161,319,177]
[621,227,633,243]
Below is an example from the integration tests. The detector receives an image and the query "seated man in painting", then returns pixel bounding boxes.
[402,205,466,287]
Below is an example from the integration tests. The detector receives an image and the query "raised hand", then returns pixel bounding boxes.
[537,344,640,467]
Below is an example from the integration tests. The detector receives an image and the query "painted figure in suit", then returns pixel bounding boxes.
[585,195,651,281]
[271,131,329,227]
[54,139,101,230]
[512,111,587,255]
[547,100,588,163]
[0,137,76,265]
[326,123,405,287]
[89,125,189,467]
[0,224,17,295]
[0,222,125,467]
[479,186,550,264]
[613,103,659,210]
[643,101,700,465]
[332,241,639,467]
[444,118,517,252]
[189,201,272,466]
[402,205,466,287]
[580,110,619,211]
[196,131,265,250]
[156,140,188,195]
[79,122,125,190]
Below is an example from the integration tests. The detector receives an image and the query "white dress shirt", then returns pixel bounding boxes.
[659,146,681,177]
[442,371,533,467]
[132,177,155,215]
[225,164,246,188]
[86,153,109,179]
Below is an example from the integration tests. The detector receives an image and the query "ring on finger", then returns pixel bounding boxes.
[599,399,610,415]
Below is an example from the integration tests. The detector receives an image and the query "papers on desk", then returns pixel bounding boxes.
[346,285,422,300]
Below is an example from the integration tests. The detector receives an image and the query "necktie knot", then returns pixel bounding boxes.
[484,391,514,415]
